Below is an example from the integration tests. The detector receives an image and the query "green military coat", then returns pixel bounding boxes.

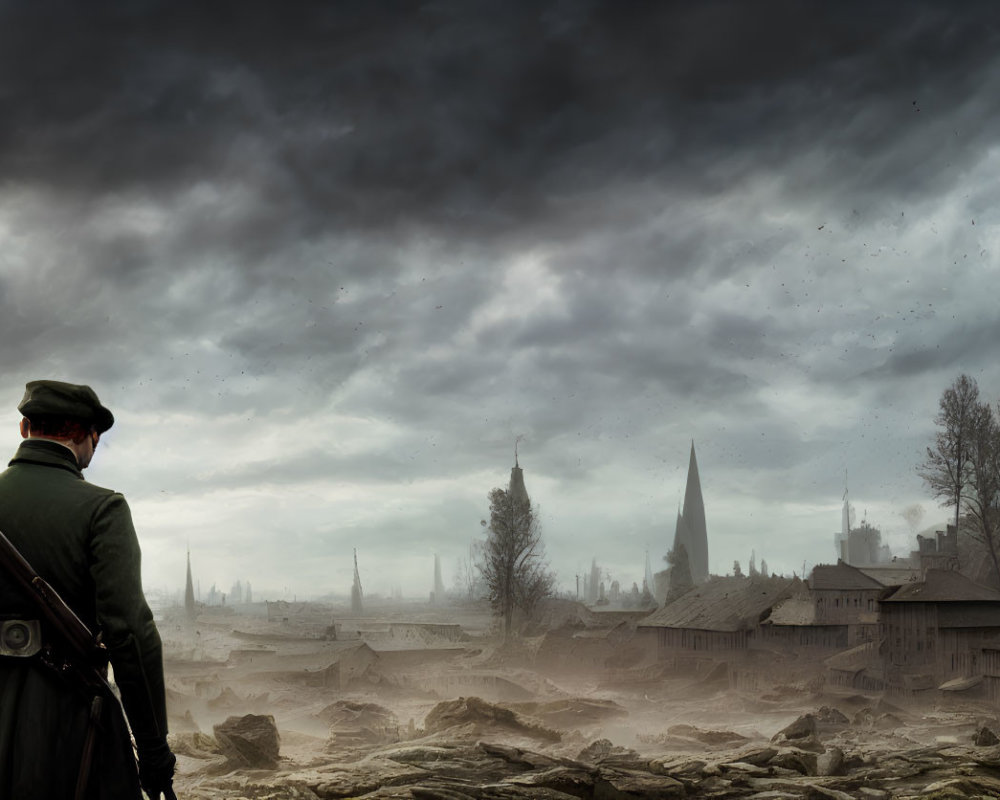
[0,439,168,799]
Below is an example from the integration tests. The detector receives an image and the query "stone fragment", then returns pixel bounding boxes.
[478,741,564,770]
[769,748,818,776]
[852,706,905,730]
[816,746,845,777]
[746,776,854,799]
[771,714,818,747]
[593,768,685,799]
[382,744,462,764]
[424,697,561,742]
[920,775,1000,796]
[576,738,639,764]
[728,745,779,766]
[719,761,771,777]
[647,755,707,781]
[213,713,281,769]
[504,766,596,796]
[815,706,850,732]
[974,725,1000,746]
[167,731,222,759]
[666,723,749,746]
[777,733,825,753]
[409,787,479,800]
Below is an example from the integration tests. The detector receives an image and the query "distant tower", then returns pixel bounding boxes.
[835,473,851,561]
[351,549,364,614]
[672,507,692,568]
[670,442,709,583]
[587,557,600,605]
[432,553,445,604]
[509,440,529,506]
[184,548,196,619]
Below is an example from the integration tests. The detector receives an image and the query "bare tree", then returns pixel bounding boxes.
[453,540,484,601]
[961,401,1000,583]
[920,374,980,530]
[478,485,554,640]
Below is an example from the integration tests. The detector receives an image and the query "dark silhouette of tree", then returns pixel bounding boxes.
[920,375,1000,583]
[665,542,693,604]
[478,484,554,640]
[920,374,981,531]
[962,401,1000,583]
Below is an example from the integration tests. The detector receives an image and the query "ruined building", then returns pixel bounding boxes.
[637,574,797,690]
[834,488,891,566]
[911,525,960,574]
[670,442,709,584]
[880,569,1000,695]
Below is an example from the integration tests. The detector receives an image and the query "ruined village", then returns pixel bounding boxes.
[159,399,1000,800]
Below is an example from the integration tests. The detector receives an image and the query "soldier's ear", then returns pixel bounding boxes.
[19,418,29,439]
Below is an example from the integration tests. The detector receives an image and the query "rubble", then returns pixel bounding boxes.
[317,700,400,747]
[973,725,1000,746]
[213,713,281,768]
[163,598,1000,799]
[423,696,562,742]
[170,728,1000,798]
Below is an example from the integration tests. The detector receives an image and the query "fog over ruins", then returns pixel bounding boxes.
[6,1,1000,797]
[161,414,1000,797]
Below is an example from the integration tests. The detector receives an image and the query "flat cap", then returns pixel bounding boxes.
[18,380,115,433]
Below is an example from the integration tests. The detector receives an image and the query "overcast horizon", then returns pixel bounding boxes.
[2,2,999,601]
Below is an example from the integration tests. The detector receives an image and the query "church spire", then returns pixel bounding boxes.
[680,441,709,583]
[509,440,529,506]
[184,547,196,619]
[351,548,364,614]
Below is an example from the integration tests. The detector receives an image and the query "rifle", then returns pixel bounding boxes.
[0,529,116,799]
[0,529,111,691]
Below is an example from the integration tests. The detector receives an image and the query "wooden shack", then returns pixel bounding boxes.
[880,569,1000,694]
[636,575,796,683]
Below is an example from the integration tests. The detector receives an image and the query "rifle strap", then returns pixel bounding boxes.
[74,693,104,800]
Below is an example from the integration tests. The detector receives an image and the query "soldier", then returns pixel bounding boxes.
[0,380,176,799]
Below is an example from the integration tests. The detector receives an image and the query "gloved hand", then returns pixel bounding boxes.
[137,737,177,800]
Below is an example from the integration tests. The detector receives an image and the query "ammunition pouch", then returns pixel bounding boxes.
[0,618,42,657]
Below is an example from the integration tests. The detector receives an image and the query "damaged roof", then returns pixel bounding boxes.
[824,640,878,673]
[856,565,921,587]
[882,569,1000,603]
[810,561,885,591]
[638,575,797,632]
[764,596,817,626]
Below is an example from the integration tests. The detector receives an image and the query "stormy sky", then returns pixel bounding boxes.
[2,1,998,600]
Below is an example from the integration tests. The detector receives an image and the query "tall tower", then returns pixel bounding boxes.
[509,441,529,506]
[351,548,364,614]
[671,442,708,583]
[184,548,196,619]
[432,553,445,604]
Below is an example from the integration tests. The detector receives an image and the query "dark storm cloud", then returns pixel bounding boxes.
[2,1,998,592]
[3,1,998,254]
[876,317,1000,379]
